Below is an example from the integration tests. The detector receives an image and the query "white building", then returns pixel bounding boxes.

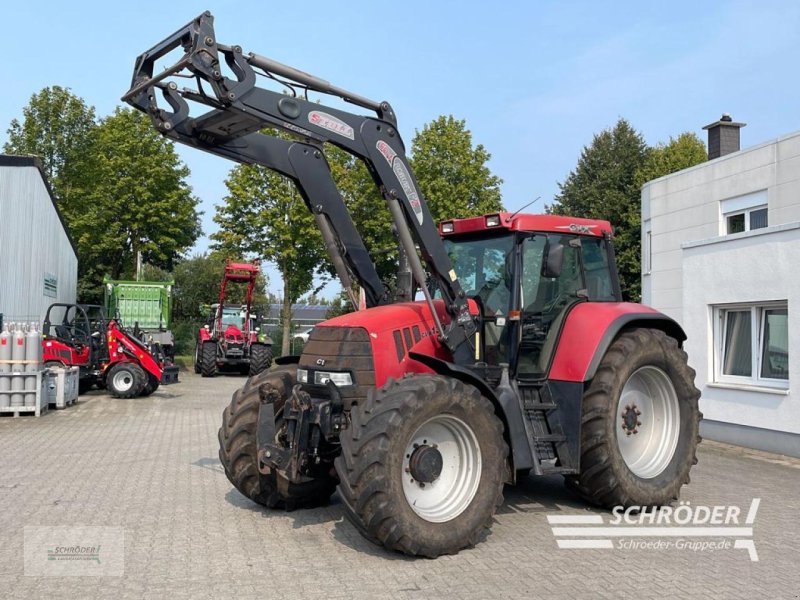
[0,155,78,324]
[641,117,800,457]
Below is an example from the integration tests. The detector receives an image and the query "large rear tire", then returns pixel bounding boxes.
[193,342,201,374]
[218,365,336,508]
[106,363,147,399]
[336,375,507,558]
[200,341,218,378]
[248,344,273,377]
[566,328,701,508]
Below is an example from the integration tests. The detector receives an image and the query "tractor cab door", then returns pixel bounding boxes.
[516,234,617,378]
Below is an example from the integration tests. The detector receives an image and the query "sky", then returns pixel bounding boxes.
[3,1,799,299]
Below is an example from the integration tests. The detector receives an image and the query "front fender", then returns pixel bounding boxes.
[548,303,686,382]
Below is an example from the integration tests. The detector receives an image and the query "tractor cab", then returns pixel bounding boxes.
[42,304,96,371]
[438,213,620,377]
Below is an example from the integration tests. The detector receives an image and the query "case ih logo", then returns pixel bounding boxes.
[556,223,598,234]
[308,111,354,140]
[376,141,424,225]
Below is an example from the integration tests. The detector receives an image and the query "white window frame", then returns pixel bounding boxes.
[719,190,768,235]
[724,204,768,234]
[713,302,789,389]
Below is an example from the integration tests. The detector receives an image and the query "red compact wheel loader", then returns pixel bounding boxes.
[124,12,701,558]
[42,303,179,398]
[194,261,273,377]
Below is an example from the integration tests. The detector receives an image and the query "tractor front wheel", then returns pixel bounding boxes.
[200,341,218,378]
[106,363,147,399]
[336,375,507,558]
[248,344,273,377]
[566,328,701,508]
[218,365,336,508]
[140,373,160,397]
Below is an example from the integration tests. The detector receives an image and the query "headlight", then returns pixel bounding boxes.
[441,221,454,233]
[297,368,308,383]
[485,214,501,227]
[314,371,353,386]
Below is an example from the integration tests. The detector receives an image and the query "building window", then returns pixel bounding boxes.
[720,191,768,234]
[715,303,789,388]
[725,205,768,234]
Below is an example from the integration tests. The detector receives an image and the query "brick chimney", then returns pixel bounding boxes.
[703,114,746,160]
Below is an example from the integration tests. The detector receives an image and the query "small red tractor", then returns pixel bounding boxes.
[194,261,273,377]
[126,13,701,558]
[42,303,179,398]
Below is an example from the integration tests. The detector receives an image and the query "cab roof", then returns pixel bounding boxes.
[439,212,613,238]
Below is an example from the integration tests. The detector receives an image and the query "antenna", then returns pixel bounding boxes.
[505,196,541,222]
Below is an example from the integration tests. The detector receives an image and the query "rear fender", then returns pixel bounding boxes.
[548,303,686,383]
[198,328,213,342]
[408,352,533,479]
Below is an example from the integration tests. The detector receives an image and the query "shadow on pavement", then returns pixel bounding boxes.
[219,468,599,558]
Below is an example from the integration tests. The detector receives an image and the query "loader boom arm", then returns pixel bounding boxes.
[123,12,476,363]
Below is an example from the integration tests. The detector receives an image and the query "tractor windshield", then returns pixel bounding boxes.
[443,233,514,364]
[219,307,257,331]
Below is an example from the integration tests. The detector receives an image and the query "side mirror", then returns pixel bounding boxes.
[542,239,565,279]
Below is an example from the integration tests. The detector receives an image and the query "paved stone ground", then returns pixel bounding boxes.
[0,371,798,600]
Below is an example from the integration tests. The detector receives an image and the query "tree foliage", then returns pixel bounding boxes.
[635,132,707,188]
[3,86,96,199]
[4,91,200,302]
[552,123,708,302]
[551,119,649,301]
[69,108,201,300]
[410,115,504,222]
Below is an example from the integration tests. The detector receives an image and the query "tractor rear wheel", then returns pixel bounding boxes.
[248,344,272,377]
[336,375,507,558]
[200,341,218,378]
[106,363,147,399]
[218,365,336,508]
[566,328,701,508]
[193,342,201,374]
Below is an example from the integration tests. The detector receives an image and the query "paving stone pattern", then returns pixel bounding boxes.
[0,372,798,599]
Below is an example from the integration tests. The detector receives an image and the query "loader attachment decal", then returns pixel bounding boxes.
[308,111,355,140]
[376,141,424,225]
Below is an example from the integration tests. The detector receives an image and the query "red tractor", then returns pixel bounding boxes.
[126,13,701,558]
[194,261,273,377]
[42,303,179,398]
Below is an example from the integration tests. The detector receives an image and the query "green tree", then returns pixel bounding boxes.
[551,119,649,301]
[3,86,96,215]
[635,132,707,188]
[410,115,504,222]
[71,107,201,300]
[212,162,326,356]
